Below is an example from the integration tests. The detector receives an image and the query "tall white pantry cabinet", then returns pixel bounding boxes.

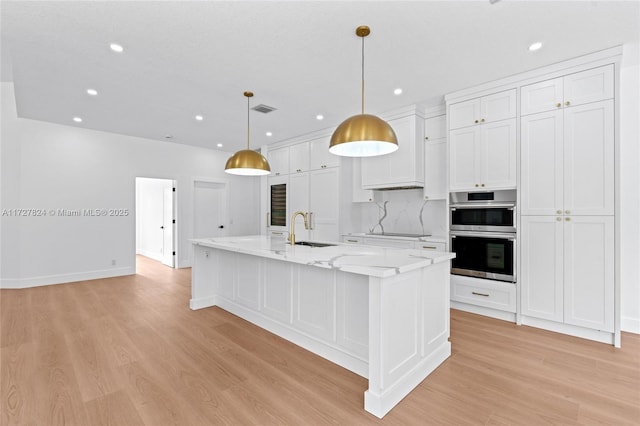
[520,64,616,339]
[445,47,622,346]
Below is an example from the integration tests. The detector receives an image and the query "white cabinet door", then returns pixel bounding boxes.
[268,146,290,176]
[449,89,516,129]
[449,127,480,191]
[309,136,339,170]
[520,216,564,322]
[449,98,481,130]
[361,115,424,189]
[480,89,517,123]
[563,64,614,108]
[309,168,339,242]
[521,64,614,116]
[563,216,614,332]
[424,115,446,140]
[563,100,614,216]
[521,77,563,116]
[520,110,564,215]
[423,138,446,200]
[289,142,310,173]
[289,172,310,241]
[481,118,517,190]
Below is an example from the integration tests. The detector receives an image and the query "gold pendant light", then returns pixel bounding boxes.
[329,26,398,157]
[225,91,271,176]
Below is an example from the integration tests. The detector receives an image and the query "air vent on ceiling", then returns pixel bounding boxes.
[252,104,277,114]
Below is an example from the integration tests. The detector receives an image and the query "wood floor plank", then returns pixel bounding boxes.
[1,255,638,425]
[84,390,144,426]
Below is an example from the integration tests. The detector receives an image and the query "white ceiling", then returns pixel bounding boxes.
[1,1,638,154]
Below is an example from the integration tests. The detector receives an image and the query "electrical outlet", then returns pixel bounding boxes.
[204,251,209,258]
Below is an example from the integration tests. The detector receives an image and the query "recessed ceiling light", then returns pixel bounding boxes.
[394,88,403,95]
[195,115,204,121]
[164,134,173,139]
[73,117,82,123]
[86,89,98,96]
[110,43,124,53]
[316,114,324,120]
[529,42,543,52]
[216,143,223,148]
[266,132,273,137]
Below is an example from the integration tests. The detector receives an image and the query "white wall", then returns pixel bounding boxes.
[0,82,260,288]
[620,42,640,333]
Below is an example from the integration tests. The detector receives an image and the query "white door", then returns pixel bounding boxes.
[520,215,564,322]
[520,110,564,215]
[563,100,614,216]
[563,216,615,332]
[193,180,227,239]
[481,118,517,190]
[449,126,480,191]
[161,186,175,267]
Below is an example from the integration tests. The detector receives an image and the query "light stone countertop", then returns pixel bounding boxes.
[191,235,454,278]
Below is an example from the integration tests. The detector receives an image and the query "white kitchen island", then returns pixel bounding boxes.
[190,235,454,418]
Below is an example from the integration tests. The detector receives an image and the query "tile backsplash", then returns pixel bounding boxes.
[359,189,447,236]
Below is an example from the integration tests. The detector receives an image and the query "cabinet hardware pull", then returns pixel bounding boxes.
[475,184,479,187]
[481,118,485,123]
[275,172,280,176]
[481,183,485,187]
[346,239,359,243]
[474,119,479,124]
[565,101,571,106]
[472,291,490,297]
[425,136,429,140]
[557,210,562,214]
[565,210,570,214]
[557,217,562,221]
[565,217,571,222]
[267,212,270,227]
[272,231,284,235]
[421,246,437,250]
[556,102,562,108]
[308,212,314,230]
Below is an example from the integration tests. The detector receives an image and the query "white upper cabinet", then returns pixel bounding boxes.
[309,136,339,170]
[268,146,290,176]
[289,142,310,173]
[521,64,614,116]
[449,89,516,129]
[424,114,446,140]
[521,100,614,216]
[449,118,516,191]
[361,114,425,189]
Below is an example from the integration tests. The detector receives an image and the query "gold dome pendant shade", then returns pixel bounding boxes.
[224,91,271,176]
[329,26,398,157]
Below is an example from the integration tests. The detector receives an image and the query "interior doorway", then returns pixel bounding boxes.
[135,177,176,267]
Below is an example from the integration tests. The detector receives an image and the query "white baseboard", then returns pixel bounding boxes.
[0,266,135,289]
[621,316,640,334]
[520,315,615,345]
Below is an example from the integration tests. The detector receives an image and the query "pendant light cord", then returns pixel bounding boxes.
[246,95,250,150]
[361,34,365,115]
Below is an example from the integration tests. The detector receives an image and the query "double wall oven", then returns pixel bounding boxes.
[450,190,516,283]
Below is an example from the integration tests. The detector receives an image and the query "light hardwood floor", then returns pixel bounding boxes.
[1,255,639,425]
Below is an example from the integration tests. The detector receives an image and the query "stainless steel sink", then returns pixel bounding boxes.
[294,241,336,248]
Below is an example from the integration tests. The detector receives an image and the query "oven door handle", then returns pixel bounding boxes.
[451,231,516,240]
[450,203,515,210]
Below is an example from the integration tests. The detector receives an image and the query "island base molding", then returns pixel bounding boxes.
[520,315,615,346]
[364,341,451,418]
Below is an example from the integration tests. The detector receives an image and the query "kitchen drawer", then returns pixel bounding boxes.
[415,241,446,251]
[342,235,364,244]
[451,275,516,312]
